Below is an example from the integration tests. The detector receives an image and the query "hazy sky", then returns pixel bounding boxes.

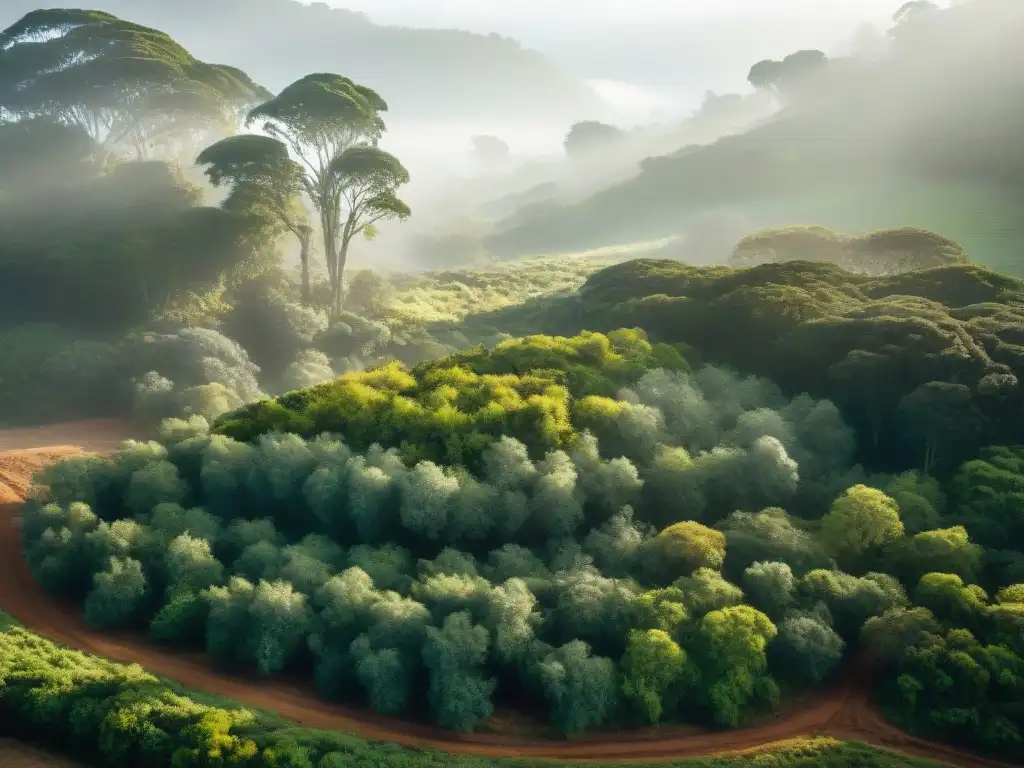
[320,1,900,28]
[320,0,907,91]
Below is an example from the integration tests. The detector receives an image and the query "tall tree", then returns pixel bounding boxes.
[245,73,410,318]
[747,59,782,95]
[898,382,983,475]
[745,50,828,102]
[197,135,314,303]
[0,10,270,165]
[326,145,410,316]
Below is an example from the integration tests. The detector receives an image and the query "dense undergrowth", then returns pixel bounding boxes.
[21,331,1024,756]
[387,253,619,325]
[464,259,1024,477]
[0,617,949,768]
[0,253,619,433]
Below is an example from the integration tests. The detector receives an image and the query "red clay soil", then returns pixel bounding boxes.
[0,741,83,768]
[0,740,83,768]
[0,421,1015,768]
[0,419,131,454]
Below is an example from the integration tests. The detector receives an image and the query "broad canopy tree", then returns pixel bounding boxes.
[197,134,314,303]
[242,73,411,318]
[0,9,270,165]
[746,50,828,100]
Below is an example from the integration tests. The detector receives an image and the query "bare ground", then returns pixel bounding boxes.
[0,421,1015,768]
[0,741,82,768]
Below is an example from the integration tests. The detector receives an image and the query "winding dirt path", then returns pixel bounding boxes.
[0,421,1015,768]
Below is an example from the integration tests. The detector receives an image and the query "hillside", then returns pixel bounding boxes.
[458,258,1024,477]
[0,0,597,121]
[485,0,1024,270]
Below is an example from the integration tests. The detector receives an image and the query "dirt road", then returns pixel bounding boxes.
[0,740,83,768]
[0,421,1015,768]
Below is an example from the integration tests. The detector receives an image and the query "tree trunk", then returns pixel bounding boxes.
[320,209,337,316]
[333,239,350,319]
[297,228,311,306]
[923,437,936,475]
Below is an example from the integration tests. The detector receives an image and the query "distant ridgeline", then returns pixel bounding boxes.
[485,0,1024,262]
[0,0,597,120]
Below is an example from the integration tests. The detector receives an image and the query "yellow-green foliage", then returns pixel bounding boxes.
[0,623,260,766]
[0,613,953,768]
[387,253,619,325]
[214,330,687,466]
[649,521,728,577]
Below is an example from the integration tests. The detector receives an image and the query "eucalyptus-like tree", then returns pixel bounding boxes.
[244,73,411,318]
[0,10,270,164]
[197,135,314,303]
[326,145,410,316]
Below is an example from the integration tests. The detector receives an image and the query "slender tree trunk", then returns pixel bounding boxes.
[333,239,350,318]
[297,227,311,306]
[138,277,150,318]
[320,209,337,316]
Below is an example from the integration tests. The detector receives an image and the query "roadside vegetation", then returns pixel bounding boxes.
[0,609,955,768]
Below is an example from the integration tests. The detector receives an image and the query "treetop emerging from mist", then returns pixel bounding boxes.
[241,72,411,319]
[245,73,387,150]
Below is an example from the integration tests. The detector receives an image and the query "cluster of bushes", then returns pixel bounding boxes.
[866,584,1024,754]
[214,330,688,465]
[19,332,1023,755]
[0,615,943,768]
[0,251,619,431]
[0,322,270,432]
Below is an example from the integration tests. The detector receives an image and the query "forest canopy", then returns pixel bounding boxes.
[2,3,1024,763]
[22,329,1024,753]
[466,258,1024,476]
[0,10,428,427]
[0,610,947,768]
[726,226,969,276]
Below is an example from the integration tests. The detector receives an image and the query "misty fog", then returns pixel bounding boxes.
[0,0,933,273]
[5,1,1024,761]
[317,1,902,91]
[1,0,1017,275]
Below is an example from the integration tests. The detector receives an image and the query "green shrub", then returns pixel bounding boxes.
[0,617,953,768]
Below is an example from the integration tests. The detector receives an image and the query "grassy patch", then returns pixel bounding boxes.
[388,241,673,326]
